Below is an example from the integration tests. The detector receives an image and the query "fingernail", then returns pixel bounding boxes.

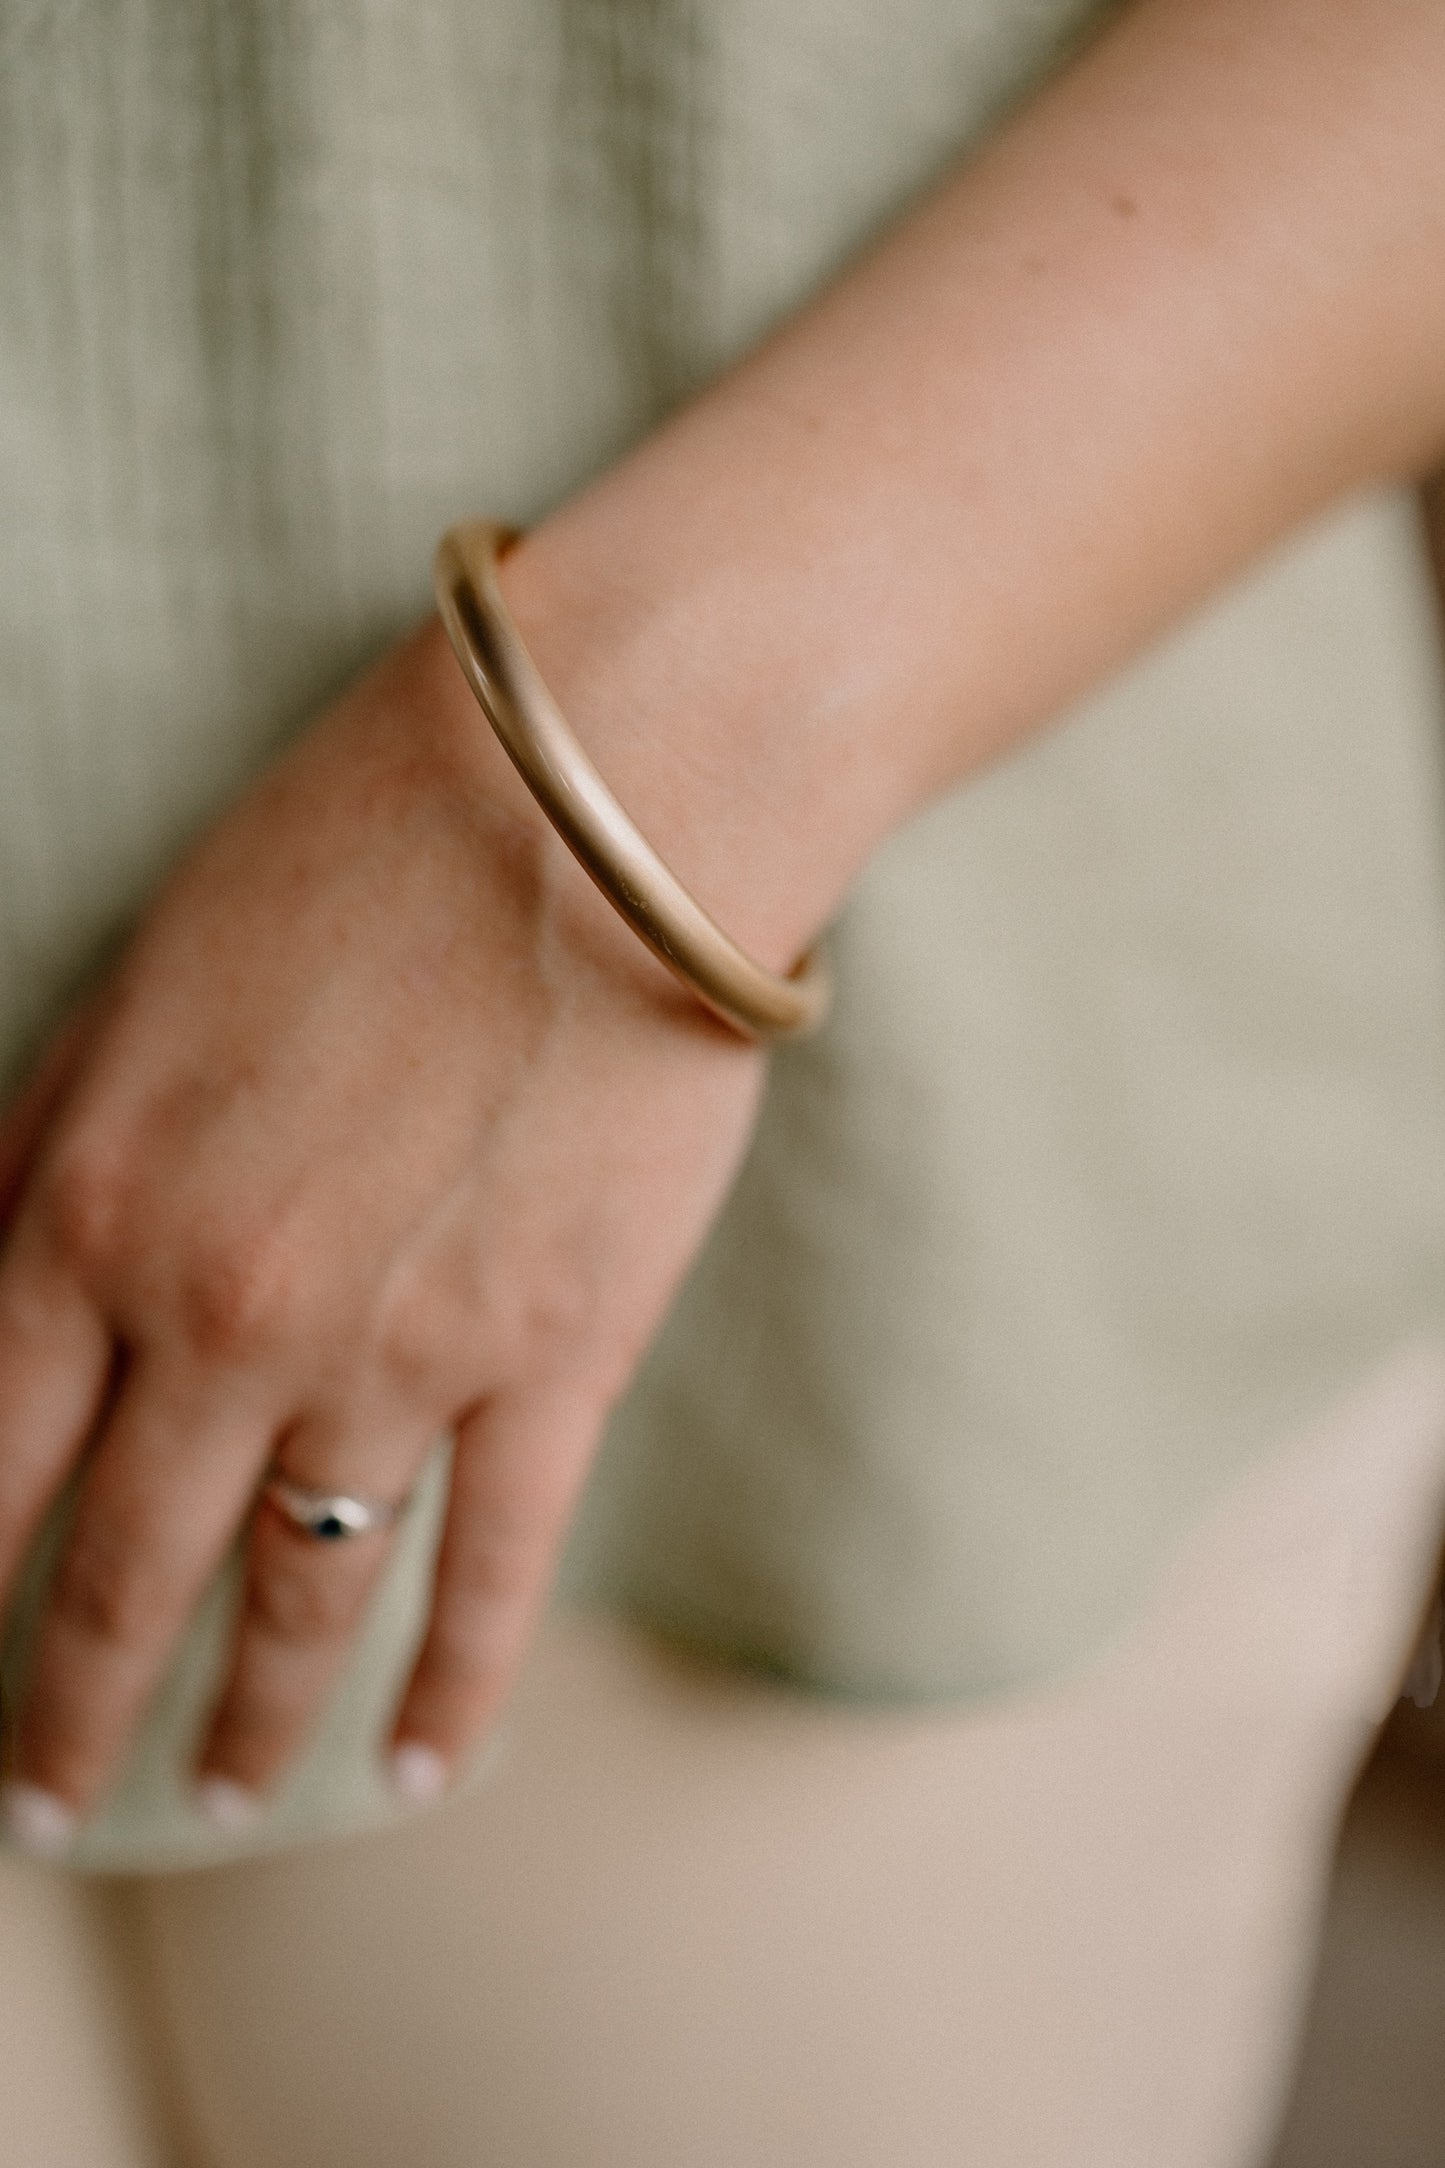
[389,1741,449,1805]
[1,1781,80,1860]
[195,1776,262,1832]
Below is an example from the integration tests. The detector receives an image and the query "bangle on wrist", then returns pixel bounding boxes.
[433,521,831,1042]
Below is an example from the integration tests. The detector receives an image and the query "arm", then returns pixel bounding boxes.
[497,0,1445,968]
[3,0,1443,1845]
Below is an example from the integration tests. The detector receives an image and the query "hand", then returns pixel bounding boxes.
[0,615,767,1845]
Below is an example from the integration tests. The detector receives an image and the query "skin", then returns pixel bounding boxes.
[2,0,1445,1843]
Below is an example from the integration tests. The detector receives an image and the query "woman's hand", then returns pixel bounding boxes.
[0,616,767,1844]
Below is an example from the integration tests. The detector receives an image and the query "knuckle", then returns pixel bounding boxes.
[182,1232,299,1360]
[520,1275,597,1368]
[40,1136,133,1279]
[249,1555,366,1647]
[376,1296,449,1399]
[52,1527,166,1651]
[512,1274,636,1407]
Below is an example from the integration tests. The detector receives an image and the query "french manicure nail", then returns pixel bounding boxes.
[390,1741,449,1805]
[195,1776,262,1832]
[1,1781,80,1860]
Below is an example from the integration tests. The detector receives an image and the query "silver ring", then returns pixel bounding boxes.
[262,1473,404,1542]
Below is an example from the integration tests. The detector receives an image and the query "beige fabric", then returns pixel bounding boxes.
[4,0,1445,1870]
[0,1863,175,2168]
[4,1337,1443,2167]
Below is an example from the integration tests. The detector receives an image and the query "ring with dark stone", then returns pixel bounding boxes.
[261,1473,405,1542]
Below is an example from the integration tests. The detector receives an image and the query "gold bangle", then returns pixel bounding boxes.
[433,521,831,1042]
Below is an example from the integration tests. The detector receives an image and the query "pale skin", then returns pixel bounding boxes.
[2,0,1444,1849]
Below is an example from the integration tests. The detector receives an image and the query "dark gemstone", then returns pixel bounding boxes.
[316,1513,347,1540]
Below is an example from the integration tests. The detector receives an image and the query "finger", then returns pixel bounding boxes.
[1,1359,275,1845]
[0,1233,114,1616]
[0,1001,99,1230]
[387,1384,605,1801]
[194,1416,429,1817]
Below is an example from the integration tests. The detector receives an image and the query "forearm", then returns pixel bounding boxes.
[487,0,1445,971]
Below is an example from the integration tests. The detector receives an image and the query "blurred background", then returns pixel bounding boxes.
[1267,1659,1445,2168]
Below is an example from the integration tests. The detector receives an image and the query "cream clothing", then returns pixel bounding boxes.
[3,1340,1445,2167]
[3,0,1445,1869]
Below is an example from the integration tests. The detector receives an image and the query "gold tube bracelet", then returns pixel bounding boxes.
[433,521,831,1042]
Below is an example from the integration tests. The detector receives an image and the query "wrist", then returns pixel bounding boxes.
[482,487,911,978]
[406,607,779,1040]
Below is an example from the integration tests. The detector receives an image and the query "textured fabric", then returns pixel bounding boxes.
[117,1344,1445,2168]
[6,1341,1445,2168]
[2,0,1445,1871]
